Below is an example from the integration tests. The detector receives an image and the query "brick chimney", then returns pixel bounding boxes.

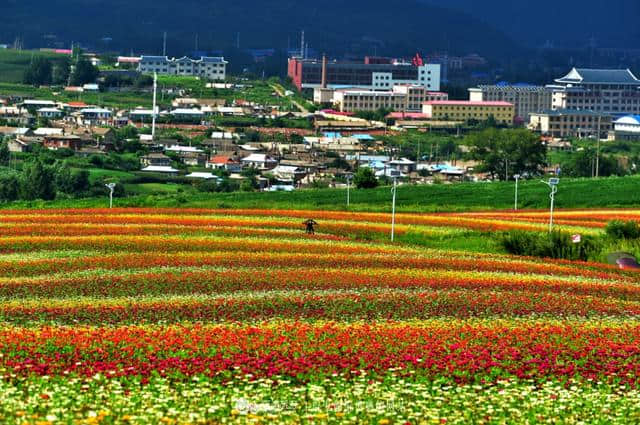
[321,54,327,89]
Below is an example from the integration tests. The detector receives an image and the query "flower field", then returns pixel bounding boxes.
[1,208,640,424]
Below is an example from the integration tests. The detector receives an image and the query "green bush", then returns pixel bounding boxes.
[605,220,640,240]
[354,167,378,189]
[499,230,601,261]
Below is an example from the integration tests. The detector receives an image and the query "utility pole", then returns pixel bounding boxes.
[152,73,158,141]
[346,174,352,208]
[163,32,167,56]
[542,178,559,232]
[391,177,398,242]
[514,174,520,211]
[504,158,509,182]
[595,115,601,178]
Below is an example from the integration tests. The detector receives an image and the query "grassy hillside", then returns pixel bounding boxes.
[0,49,68,84]
[4,175,640,212]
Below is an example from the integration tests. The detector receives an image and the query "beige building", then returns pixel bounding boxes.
[422,101,514,124]
[528,109,613,139]
[329,85,448,113]
[468,84,552,122]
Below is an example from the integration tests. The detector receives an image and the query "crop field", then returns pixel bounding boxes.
[1,208,640,424]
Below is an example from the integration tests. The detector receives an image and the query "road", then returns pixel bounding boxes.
[270,83,310,114]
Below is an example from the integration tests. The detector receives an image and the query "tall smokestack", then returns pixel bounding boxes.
[321,54,327,88]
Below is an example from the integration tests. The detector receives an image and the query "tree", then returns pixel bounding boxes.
[52,57,71,85]
[0,140,10,166]
[19,160,56,200]
[55,165,90,195]
[23,57,52,86]
[466,128,547,180]
[70,57,99,86]
[353,167,379,189]
[560,149,623,178]
[0,172,19,201]
[328,156,351,171]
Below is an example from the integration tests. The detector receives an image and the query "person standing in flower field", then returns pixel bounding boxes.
[303,219,318,235]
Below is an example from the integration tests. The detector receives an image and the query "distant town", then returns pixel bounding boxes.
[0,42,639,202]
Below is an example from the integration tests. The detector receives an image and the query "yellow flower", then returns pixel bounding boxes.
[379,419,391,425]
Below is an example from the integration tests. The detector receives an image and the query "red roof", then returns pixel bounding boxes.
[117,56,141,63]
[209,155,237,164]
[386,112,430,120]
[67,102,88,107]
[423,100,514,106]
[321,109,355,116]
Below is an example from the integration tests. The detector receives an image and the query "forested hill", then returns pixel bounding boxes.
[0,0,517,57]
[420,0,640,48]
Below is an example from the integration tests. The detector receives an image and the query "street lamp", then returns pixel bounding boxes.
[105,183,116,209]
[345,173,353,208]
[514,174,520,211]
[541,178,559,232]
[391,175,398,242]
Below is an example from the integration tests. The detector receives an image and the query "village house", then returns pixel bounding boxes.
[180,151,208,167]
[241,153,278,170]
[269,165,307,182]
[37,107,64,119]
[387,158,417,174]
[206,155,242,172]
[76,108,113,126]
[140,165,180,174]
[140,153,172,167]
[33,127,64,137]
[0,126,32,138]
[43,134,83,151]
[7,137,38,153]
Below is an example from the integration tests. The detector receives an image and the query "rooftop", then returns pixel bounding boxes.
[615,115,640,125]
[555,68,640,85]
[424,101,513,107]
[534,108,610,117]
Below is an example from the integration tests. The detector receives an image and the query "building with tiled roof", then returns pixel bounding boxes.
[614,115,640,140]
[549,68,640,116]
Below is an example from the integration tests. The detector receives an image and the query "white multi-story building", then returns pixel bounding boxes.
[139,56,228,80]
[548,68,640,115]
[468,84,553,122]
[614,115,640,140]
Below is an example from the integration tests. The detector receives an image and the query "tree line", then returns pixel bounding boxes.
[23,54,99,87]
[0,140,96,201]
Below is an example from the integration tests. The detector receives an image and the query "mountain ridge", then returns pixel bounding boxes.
[0,0,518,58]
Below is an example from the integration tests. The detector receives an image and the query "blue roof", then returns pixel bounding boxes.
[323,132,342,139]
[351,134,375,141]
[556,68,640,85]
[200,57,226,63]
